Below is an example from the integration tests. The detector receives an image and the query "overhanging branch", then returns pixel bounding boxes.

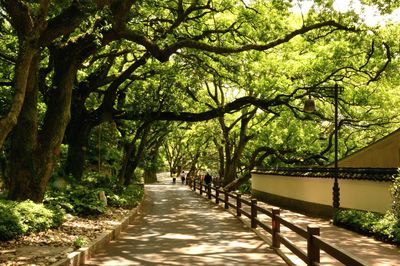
[117,96,280,122]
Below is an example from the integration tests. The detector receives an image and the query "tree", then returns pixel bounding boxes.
[0,0,91,151]
[118,121,170,185]
[5,1,130,201]
[1,0,397,202]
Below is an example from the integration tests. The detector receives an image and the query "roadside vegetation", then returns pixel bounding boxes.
[334,175,400,245]
[0,171,143,242]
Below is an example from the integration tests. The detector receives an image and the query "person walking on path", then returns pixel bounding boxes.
[180,170,186,184]
[84,179,285,265]
[204,172,212,185]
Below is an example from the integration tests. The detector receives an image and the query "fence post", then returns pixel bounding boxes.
[207,184,212,199]
[272,207,281,248]
[251,199,257,229]
[307,225,320,266]
[224,189,229,209]
[200,181,203,195]
[216,186,220,204]
[236,193,241,217]
[193,178,196,192]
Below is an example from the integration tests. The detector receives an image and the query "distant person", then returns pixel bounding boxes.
[204,172,212,185]
[180,171,186,184]
[172,172,176,184]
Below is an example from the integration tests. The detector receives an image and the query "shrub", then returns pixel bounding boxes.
[334,173,400,246]
[0,201,23,241]
[238,180,252,194]
[333,209,382,235]
[391,175,400,220]
[68,185,107,216]
[372,212,400,244]
[107,184,144,209]
[14,201,57,233]
[45,182,144,216]
[334,209,400,245]
[45,185,106,216]
[82,171,115,189]
[73,236,88,248]
[44,190,75,214]
[0,200,64,241]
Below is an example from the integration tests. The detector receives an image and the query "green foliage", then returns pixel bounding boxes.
[0,200,64,241]
[0,201,23,241]
[1,0,400,208]
[372,212,400,243]
[73,236,88,248]
[68,186,107,216]
[391,174,400,219]
[45,185,107,216]
[81,171,144,208]
[238,180,252,194]
[334,209,400,245]
[82,171,116,189]
[107,184,144,209]
[333,209,382,235]
[87,123,123,176]
[45,172,144,216]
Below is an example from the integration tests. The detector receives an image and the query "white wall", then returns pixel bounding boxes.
[252,173,392,214]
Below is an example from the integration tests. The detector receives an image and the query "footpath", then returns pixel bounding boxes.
[84,175,400,266]
[250,199,400,266]
[84,178,285,265]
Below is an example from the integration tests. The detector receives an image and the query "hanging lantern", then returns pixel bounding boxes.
[303,95,316,112]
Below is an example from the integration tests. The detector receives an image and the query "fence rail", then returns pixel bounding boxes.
[190,178,367,266]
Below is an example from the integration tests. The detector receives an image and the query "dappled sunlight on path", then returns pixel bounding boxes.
[84,177,285,265]
[251,199,400,266]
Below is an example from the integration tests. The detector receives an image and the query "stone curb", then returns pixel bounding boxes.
[51,199,144,266]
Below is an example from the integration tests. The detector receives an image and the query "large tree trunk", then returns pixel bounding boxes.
[118,142,136,185]
[213,139,225,182]
[8,47,78,202]
[118,124,150,186]
[223,160,237,187]
[8,54,41,201]
[0,44,35,150]
[122,156,140,186]
[187,150,200,177]
[64,94,95,180]
[222,139,235,186]
[220,108,256,189]
[65,123,92,181]
[143,147,159,184]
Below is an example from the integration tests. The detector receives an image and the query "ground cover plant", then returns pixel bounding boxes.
[0,200,63,241]
[0,174,144,242]
[334,209,400,245]
[334,174,400,245]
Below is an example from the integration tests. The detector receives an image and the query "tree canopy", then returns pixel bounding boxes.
[0,0,399,201]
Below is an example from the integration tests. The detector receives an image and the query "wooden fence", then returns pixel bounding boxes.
[190,178,367,266]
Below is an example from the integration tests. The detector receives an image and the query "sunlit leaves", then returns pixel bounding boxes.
[360,0,400,13]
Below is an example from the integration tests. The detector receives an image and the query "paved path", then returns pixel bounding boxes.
[84,179,285,265]
[268,205,400,266]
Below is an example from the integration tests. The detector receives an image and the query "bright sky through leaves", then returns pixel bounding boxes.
[291,0,400,26]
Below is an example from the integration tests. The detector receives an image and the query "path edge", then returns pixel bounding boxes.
[51,194,146,266]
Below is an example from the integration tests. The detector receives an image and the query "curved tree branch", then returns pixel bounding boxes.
[121,20,357,62]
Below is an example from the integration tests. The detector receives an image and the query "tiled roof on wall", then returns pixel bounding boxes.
[252,167,398,182]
